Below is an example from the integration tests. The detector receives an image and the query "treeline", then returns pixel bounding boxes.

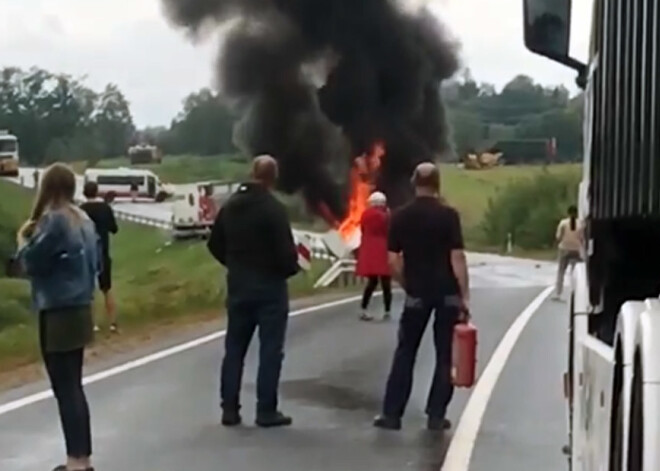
[443,71,583,162]
[0,66,581,166]
[0,68,135,165]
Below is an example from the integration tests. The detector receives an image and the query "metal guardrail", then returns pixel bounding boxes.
[113,208,172,230]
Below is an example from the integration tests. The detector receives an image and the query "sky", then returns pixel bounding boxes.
[0,0,593,127]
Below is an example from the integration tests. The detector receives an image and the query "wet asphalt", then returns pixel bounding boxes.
[0,281,570,471]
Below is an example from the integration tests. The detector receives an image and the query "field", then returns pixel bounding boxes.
[75,154,250,184]
[0,179,332,370]
[0,161,581,369]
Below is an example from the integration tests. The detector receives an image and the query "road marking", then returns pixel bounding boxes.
[0,294,367,417]
[442,286,554,471]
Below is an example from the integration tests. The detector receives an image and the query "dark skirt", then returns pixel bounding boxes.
[39,305,94,354]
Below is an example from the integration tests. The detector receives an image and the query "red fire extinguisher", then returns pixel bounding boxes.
[452,322,478,388]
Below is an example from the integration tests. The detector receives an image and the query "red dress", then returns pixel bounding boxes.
[356,206,391,277]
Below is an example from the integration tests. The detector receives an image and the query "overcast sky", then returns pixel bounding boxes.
[0,0,593,127]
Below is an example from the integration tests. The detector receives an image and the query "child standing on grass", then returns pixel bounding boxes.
[18,163,99,471]
[81,181,119,332]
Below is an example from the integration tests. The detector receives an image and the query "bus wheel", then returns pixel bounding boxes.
[155,191,168,203]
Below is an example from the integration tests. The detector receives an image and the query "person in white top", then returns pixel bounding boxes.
[554,205,583,300]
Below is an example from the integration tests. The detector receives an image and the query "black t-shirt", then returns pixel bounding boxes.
[80,200,118,260]
[388,196,464,299]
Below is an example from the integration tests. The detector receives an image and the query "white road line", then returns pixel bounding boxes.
[0,294,366,417]
[442,285,554,471]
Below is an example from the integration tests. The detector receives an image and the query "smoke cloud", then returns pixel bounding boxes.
[162,0,460,218]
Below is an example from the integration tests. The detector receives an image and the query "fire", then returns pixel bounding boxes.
[338,142,385,241]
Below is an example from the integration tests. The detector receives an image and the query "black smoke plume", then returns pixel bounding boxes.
[162,0,459,219]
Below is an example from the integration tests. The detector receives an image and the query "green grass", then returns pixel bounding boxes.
[76,154,250,184]
[441,163,581,245]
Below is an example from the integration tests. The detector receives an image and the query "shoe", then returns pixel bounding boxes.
[427,416,451,431]
[383,311,392,321]
[109,323,119,333]
[256,411,293,428]
[359,312,374,322]
[93,325,100,333]
[52,466,94,471]
[373,415,401,430]
[221,409,242,427]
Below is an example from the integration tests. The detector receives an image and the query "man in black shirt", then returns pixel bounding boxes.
[374,162,470,431]
[208,155,299,428]
[81,181,119,333]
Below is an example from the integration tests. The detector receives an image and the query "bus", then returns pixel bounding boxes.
[0,131,19,177]
[523,0,660,470]
[83,168,173,202]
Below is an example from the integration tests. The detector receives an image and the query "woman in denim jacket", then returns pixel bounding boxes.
[17,163,100,471]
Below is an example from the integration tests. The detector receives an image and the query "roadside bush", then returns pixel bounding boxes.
[479,170,580,250]
[0,279,32,331]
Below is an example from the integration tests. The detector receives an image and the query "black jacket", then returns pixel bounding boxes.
[207,182,299,279]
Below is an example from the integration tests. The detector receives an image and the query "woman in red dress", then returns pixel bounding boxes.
[356,191,392,321]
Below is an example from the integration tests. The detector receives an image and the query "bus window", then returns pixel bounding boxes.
[147,176,157,198]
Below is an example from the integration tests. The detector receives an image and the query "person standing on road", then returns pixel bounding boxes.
[356,191,392,322]
[207,155,300,428]
[374,162,470,432]
[80,181,119,332]
[17,163,99,471]
[553,205,583,300]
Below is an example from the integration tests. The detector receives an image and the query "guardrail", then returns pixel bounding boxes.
[112,207,172,230]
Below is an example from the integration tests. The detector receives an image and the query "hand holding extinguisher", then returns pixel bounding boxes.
[452,296,478,388]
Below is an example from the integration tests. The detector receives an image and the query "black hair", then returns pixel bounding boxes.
[568,205,578,231]
[83,181,99,199]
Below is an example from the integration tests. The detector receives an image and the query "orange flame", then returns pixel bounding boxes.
[338,142,385,241]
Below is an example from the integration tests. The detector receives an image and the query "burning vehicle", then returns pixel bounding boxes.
[161,0,459,253]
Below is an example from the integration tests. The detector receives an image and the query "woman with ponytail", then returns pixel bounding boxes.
[17,163,100,471]
[553,205,583,300]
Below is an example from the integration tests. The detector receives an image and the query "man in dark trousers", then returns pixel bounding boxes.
[208,155,300,428]
[374,162,470,431]
[81,181,119,333]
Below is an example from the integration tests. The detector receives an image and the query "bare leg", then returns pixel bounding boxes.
[104,290,118,332]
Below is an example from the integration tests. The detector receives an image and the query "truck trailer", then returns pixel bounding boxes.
[523,0,660,470]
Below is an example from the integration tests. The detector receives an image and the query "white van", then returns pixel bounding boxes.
[83,168,173,202]
[171,181,238,238]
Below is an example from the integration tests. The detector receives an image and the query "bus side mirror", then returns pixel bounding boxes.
[522,0,586,82]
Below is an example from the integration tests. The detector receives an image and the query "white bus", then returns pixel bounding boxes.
[0,131,19,177]
[83,168,173,202]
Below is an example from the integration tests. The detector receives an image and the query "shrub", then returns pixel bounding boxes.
[479,170,580,250]
[0,279,32,331]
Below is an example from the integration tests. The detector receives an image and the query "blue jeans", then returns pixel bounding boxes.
[382,295,459,419]
[221,268,289,415]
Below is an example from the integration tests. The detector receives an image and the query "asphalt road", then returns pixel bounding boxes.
[0,259,568,471]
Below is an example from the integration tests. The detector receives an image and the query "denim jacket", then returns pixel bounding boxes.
[18,206,101,312]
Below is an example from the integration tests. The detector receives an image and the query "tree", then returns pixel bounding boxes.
[93,84,135,158]
[163,88,237,156]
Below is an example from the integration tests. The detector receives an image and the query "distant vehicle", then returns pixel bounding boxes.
[171,181,238,238]
[83,168,173,202]
[128,144,162,165]
[0,131,19,177]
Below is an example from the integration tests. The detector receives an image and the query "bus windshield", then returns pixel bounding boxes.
[0,139,17,153]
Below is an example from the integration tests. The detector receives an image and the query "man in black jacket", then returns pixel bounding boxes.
[208,155,299,428]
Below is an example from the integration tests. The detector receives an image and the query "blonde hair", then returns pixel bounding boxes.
[19,163,79,238]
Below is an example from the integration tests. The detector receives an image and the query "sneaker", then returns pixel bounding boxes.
[109,323,119,333]
[93,325,100,333]
[221,409,242,427]
[383,311,392,321]
[427,416,451,431]
[256,411,293,428]
[373,415,401,430]
[359,312,374,322]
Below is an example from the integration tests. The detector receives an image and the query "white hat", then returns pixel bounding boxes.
[368,191,387,207]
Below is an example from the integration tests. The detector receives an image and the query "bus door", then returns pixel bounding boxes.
[147,176,157,198]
